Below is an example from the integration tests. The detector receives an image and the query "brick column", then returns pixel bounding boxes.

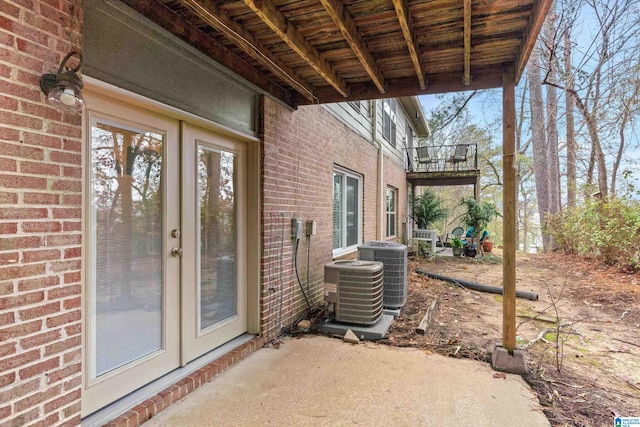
[0,1,83,425]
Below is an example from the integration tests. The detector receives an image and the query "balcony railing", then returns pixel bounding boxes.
[406,143,478,173]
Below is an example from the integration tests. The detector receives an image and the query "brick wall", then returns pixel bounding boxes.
[0,1,412,421]
[0,1,83,425]
[384,154,409,242]
[260,97,404,340]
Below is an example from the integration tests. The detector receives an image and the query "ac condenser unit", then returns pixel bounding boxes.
[358,241,408,309]
[324,260,384,325]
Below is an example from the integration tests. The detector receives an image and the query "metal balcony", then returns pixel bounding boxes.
[406,143,480,187]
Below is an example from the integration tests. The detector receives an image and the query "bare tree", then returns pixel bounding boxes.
[610,63,640,195]
[548,0,640,197]
[543,2,561,251]
[564,28,577,207]
[528,47,552,250]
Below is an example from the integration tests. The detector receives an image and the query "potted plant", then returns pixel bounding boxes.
[482,239,494,253]
[460,197,500,256]
[451,237,463,256]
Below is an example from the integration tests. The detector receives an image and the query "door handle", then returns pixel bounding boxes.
[171,247,183,257]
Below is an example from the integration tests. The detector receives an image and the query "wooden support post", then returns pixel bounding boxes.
[474,176,480,201]
[502,65,517,351]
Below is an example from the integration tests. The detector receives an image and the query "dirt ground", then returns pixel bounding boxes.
[378,249,640,427]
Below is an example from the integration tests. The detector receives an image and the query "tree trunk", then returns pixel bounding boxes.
[528,47,551,251]
[544,5,560,252]
[587,110,608,198]
[515,80,527,252]
[564,30,577,208]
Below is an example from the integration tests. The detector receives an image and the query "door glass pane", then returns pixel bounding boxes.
[346,176,358,246]
[198,145,237,330]
[90,121,163,377]
[332,173,343,249]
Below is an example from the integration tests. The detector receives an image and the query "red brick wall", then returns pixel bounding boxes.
[384,154,409,242]
[260,97,406,339]
[0,1,83,425]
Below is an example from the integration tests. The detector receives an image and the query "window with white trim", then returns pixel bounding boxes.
[383,99,397,147]
[333,167,362,254]
[386,186,397,238]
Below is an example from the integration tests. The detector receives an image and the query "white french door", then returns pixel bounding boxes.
[180,123,247,364]
[83,92,247,415]
[83,92,181,414]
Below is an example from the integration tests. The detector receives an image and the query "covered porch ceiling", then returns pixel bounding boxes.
[120,0,551,108]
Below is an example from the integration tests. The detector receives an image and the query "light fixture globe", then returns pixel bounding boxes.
[39,51,85,114]
[45,70,85,113]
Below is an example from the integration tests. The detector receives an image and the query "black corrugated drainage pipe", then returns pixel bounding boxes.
[415,269,539,301]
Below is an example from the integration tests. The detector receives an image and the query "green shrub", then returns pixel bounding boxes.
[416,240,433,258]
[412,190,447,229]
[551,197,640,271]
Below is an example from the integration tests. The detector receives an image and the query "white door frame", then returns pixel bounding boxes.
[82,83,262,415]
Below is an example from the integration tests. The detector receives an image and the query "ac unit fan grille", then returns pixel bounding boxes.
[357,243,408,309]
[324,261,384,325]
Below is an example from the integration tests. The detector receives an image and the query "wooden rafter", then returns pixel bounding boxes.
[515,0,554,83]
[463,0,471,85]
[243,0,348,97]
[294,68,503,105]
[177,0,315,101]
[319,0,385,94]
[392,0,427,90]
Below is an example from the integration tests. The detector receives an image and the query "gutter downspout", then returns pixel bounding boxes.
[374,100,384,240]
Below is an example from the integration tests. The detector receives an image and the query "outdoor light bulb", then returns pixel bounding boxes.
[58,88,77,106]
[47,83,85,113]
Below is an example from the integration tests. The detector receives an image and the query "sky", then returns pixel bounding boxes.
[417,0,640,199]
[418,83,640,200]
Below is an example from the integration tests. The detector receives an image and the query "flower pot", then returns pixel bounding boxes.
[464,246,477,257]
[452,247,463,257]
[483,240,494,253]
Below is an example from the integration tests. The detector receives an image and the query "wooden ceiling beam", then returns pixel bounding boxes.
[319,0,386,94]
[176,0,315,101]
[243,0,348,97]
[294,68,503,105]
[514,0,553,83]
[463,0,471,85]
[392,0,427,90]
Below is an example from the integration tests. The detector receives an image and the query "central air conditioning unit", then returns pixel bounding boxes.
[324,260,384,325]
[358,241,407,309]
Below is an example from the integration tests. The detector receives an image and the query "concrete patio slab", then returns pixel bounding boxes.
[142,335,549,427]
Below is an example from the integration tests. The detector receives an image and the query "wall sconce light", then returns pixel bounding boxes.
[39,51,85,113]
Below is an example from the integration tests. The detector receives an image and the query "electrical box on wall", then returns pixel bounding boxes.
[305,220,317,236]
[291,218,303,240]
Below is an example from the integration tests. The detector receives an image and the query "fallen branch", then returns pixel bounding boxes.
[517,312,558,324]
[523,328,554,349]
[416,297,440,335]
[611,337,640,348]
